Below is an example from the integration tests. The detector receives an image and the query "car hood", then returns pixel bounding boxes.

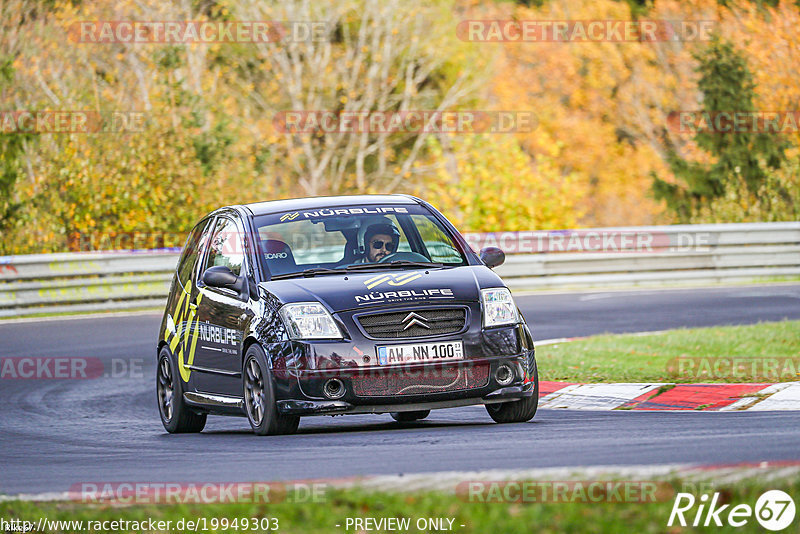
[260,266,504,312]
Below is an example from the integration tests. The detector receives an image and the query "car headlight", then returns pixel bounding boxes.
[279,302,343,340]
[481,288,519,327]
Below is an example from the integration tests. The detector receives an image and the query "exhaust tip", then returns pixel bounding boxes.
[323,378,345,399]
[495,363,514,386]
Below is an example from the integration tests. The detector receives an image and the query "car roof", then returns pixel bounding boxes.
[241,194,420,216]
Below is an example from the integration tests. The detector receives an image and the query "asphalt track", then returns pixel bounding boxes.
[1,284,799,495]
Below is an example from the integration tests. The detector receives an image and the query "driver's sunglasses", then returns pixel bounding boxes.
[370,240,397,252]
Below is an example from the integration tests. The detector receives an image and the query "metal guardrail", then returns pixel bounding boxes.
[1,222,798,317]
[0,252,177,317]
[468,222,800,290]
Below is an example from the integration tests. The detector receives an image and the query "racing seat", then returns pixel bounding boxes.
[335,237,362,267]
[260,239,297,276]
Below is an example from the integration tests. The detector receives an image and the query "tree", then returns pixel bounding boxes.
[0,57,31,235]
[0,1,38,243]
[653,37,787,221]
[425,134,586,232]
[473,0,685,227]
[234,0,482,197]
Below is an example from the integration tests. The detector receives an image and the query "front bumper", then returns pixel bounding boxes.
[276,382,535,415]
[267,321,537,416]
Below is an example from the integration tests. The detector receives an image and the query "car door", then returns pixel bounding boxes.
[192,214,250,396]
[165,217,213,392]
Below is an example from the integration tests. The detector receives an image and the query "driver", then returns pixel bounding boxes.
[357,222,400,263]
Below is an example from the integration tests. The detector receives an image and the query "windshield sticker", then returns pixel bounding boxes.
[279,212,300,222]
[355,288,454,305]
[364,272,423,289]
[279,206,408,222]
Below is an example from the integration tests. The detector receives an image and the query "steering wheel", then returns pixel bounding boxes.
[378,251,430,263]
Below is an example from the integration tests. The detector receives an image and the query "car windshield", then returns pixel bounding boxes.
[253,204,467,278]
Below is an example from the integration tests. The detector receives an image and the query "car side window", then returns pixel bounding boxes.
[385,215,412,253]
[176,219,212,288]
[258,219,348,265]
[410,214,463,263]
[204,216,244,277]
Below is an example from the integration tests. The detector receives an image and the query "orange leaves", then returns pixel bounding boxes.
[2,0,799,253]
[717,1,800,148]
[426,134,586,232]
[465,0,720,226]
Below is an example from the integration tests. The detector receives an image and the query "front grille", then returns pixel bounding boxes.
[351,363,490,397]
[357,308,467,339]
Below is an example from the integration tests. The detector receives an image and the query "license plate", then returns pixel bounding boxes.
[376,341,464,365]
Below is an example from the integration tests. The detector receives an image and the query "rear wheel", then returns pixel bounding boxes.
[390,410,430,422]
[243,345,300,436]
[485,360,539,424]
[157,348,206,433]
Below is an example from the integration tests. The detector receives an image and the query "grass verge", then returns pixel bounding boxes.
[537,320,800,383]
[1,474,798,533]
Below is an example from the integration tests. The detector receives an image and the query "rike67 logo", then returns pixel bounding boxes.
[668,490,796,530]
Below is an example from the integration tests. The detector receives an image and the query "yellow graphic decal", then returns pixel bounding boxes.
[168,325,181,352]
[364,272,423,290]
[180,294,203,382]
[167,285,188,351]
[164,279,204,383]
[280,212,300,222]
[177,293,203,383]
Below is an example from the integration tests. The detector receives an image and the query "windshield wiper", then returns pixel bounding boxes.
[343,261,446,270]
[269,261,447,280]
[269,267,348,280]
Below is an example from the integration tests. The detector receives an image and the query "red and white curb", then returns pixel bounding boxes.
[535,334,800,410]
[538,381,800,411]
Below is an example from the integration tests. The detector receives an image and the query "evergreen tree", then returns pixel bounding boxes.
[0,57,32,235]
[653,37,786,221]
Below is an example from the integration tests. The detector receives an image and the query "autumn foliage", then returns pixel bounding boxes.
[1,0,799,254]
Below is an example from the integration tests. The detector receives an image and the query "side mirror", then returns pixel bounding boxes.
[202,265,238,289]
[479,246,505,269]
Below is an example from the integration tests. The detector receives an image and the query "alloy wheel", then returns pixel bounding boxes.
[244,358,265,426]
[157,357,174,422]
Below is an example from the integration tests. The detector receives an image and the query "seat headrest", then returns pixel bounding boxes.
[260,239,296,275]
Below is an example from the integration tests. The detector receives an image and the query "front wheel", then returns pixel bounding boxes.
[243,345,300,436]
[157,348,207,433]
[485,360,539,424]
[390,410,430,422]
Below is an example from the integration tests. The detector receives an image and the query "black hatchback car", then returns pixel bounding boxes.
[156,195,538,435]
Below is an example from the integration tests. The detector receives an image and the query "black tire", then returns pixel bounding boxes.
[243,344,300,436]
[485,360,539,424]
[390,410,430,422]
[157,347,207,433]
